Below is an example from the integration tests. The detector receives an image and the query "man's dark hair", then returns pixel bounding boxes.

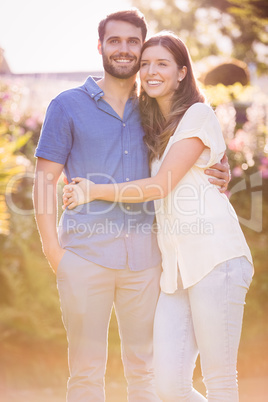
[98,9,147,43]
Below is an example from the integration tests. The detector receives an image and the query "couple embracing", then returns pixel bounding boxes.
[34,8,253,402]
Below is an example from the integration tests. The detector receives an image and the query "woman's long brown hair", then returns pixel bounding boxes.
[139,32,205,165]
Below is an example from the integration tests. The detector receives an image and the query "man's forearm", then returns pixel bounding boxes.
[33,158,65,273]
[33,180,60,254]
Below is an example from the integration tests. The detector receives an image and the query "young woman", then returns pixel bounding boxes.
[63,33,253,401]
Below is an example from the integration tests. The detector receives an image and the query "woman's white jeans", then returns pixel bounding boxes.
[153,257,253,402]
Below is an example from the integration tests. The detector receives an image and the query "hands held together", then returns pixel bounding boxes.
[62,177,95,210]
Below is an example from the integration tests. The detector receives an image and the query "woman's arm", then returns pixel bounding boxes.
[63,137,205,209]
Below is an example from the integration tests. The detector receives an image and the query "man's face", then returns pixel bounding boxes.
[98,20,143,79]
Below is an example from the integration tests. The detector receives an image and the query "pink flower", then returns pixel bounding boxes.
[25,117,38,130]
[227,129,246,152]
[0,92,10,102]
[232,166,243,177]
[258,165,268,179]
[260,157,268,166]
[262,170,268,179]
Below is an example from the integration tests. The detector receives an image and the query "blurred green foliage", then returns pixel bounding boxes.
[0,81,67,387]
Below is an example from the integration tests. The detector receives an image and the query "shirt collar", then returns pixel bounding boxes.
[84,76,104,101]
[84,75,138,102]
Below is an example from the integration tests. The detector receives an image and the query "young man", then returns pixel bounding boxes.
[33,9,229,402]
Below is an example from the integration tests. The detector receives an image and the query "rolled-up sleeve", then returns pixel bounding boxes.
[35,99,73,164]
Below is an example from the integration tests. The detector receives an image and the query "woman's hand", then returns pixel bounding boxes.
[62,177,95,210]
[205,153,231,193]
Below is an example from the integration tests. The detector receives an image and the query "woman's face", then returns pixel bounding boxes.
[140,44,182,109]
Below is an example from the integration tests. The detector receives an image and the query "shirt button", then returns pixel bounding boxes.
[123,123,126,127]
[124,150,128,154]
[126,206,130,210]
[125,234,129,238]
[126,178,130,181]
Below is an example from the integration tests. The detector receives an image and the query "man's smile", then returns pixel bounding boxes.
[112,57,135,64]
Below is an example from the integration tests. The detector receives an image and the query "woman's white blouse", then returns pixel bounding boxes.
[151,102,253,293]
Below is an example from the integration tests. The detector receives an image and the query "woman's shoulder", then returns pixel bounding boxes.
[186,102,214,119]
[178,102,214,131]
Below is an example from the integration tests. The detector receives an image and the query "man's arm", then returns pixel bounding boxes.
[33,157,65,273]
[205,153,231,193]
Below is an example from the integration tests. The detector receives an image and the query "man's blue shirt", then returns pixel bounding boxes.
[35,76,161,270]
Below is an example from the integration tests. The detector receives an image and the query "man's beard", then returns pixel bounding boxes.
[102,52,140,79]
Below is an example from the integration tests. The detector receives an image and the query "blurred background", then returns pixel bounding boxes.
[0,0,267,401]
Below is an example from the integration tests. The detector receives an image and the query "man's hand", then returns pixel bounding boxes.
[205,153,231,193]
[62,177,95,210]
[44,245,66,274]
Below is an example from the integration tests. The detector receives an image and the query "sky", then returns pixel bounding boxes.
[0,0,135,73]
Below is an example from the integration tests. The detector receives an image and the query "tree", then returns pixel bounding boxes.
[132,0,268,73]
